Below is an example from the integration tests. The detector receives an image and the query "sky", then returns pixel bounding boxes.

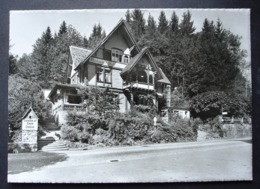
[10,9,251,63]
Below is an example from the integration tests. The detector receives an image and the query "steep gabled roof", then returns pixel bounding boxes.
[22,107,38,119]
[69,46,92,68]
[121,47,149,76]
[158,68,171,85]
[48,83,81,100]
[75,19,140,70]
[120,47,171,85]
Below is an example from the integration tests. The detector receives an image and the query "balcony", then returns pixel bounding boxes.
[123,82,154,91]
[63,104,85,111]
[53,103,85,113]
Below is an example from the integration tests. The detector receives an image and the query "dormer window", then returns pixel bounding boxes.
[111,48,123,62]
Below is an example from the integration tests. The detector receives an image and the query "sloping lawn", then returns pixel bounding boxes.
[8,152,67,174]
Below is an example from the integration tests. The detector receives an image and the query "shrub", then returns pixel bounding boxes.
[61,125,79,142]
[8,143,33,153]
[8,143,21,153]
[62,109,199,147]
[78,132,92,143]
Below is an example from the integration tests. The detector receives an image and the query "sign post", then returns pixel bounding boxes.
[21,107,38,151]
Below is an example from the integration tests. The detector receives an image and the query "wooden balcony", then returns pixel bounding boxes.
[123,82,154,91]
[52,103,85,113]
[63,104,85,111]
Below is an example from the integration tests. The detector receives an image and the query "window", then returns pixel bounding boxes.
[138,70,147,83]
[104,69,111,83]
[67,95,82,104]
[122,55,130,64]
[97,67,103,82]
[111,48,123,62]
[103,49,111,61]
[97,67,111,83]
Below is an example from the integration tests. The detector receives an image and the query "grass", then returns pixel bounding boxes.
[8,152,67,174]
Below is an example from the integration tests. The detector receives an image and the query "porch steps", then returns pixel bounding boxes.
[41,141,69,151]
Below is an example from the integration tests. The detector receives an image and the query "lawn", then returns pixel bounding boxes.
[8,152,67,174]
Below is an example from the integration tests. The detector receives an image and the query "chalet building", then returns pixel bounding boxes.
[48,19,171,124]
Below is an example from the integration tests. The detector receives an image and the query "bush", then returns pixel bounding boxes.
[78,132,91,143]
[62,109,199,148]
[61,125,79,142]
[8,143,33,153]
[8,143,21,153]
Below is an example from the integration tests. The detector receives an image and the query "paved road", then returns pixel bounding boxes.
[8,139,252,183]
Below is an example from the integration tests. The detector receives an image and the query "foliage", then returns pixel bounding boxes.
[60,125,79,142]
[15,21,99,88]
[77,86,120,116]
[158,11,168,35]
[171,88,190,109]
[128,9,146,41]
[8,143,34,153]
[62,109,198,147]
[8,75,52,130]
[191,91,251,120]
[149,116,197,143]
[9,54,18,75]
[88,23,106,49]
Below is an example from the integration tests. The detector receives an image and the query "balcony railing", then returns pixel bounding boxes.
[123,82,154,90]
[63,104,85,111]
[52,103,86,113]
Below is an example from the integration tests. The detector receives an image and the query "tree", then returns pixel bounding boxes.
[147,13,157,33]
[130,9,146,41]
[83,36,88,47]
[88,23,106,49]
[188,19,246,96]
[30,26,54,87]
[58,21,67,36]
[190,91,250,120]
[8,75,51,130]
[9,54,18,75]
[158,11,168,35]
[169,11,179,34]
[179,11,195,36]
[77,86,120,117]
[125,9,131,23]
[49,24,85,83]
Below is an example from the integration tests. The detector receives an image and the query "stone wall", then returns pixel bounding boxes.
[22,130,37,143]
[222,123,252,138]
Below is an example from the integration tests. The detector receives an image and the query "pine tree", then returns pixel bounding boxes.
[147,14,157,32]
[125,9,131,23]
[30,26,53,87]
[130,9,145,41]
[58,21,67,36]
[43,26,53,45]
[50,25,85,83]
[169,11,179,34]
[9,54,18,75]
[158,11,168,35]
[83,36,88,47]
[179,11,195,36]
[88,23,106,49]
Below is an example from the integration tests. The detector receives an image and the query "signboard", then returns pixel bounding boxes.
[22,119,38,130]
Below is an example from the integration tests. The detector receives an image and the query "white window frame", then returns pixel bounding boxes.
[111,48,123,62]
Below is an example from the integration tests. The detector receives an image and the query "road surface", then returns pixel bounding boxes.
[8,139,252,183]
